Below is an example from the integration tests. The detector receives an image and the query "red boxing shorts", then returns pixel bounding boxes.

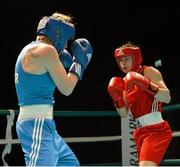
[133,121,172,165]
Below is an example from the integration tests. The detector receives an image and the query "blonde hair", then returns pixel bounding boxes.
[51,12,74,25]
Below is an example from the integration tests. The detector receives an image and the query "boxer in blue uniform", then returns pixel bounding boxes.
[14,12,93,166]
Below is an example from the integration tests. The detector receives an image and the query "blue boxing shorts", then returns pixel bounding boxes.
[16,118,79,166]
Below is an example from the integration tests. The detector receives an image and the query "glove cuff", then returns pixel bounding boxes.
[114,98,125,108]
[147,82,159,96]
[69,62,83,80]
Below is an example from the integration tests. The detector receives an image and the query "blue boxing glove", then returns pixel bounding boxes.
[59,49,73,68]
[69,38,93,80]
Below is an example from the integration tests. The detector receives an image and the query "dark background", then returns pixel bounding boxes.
[0,1,180,110]
[0,1,180,166]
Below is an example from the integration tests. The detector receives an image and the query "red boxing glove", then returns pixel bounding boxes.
[108,77,125,108]
[124,71,159,96]
[126,85,140,105]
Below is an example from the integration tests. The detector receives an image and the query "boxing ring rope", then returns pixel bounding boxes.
[0,104,180,166]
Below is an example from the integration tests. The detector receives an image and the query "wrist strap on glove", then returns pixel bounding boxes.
[69,62,83,80]
[147,82,159,96]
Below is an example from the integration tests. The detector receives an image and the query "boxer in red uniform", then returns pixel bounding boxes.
[108,42,172,166]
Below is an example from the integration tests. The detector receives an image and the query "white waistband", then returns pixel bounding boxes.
[18,104,53,121]
[136,112,164,127]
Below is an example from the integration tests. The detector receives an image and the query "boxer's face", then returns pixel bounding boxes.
[118,56,133,73]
